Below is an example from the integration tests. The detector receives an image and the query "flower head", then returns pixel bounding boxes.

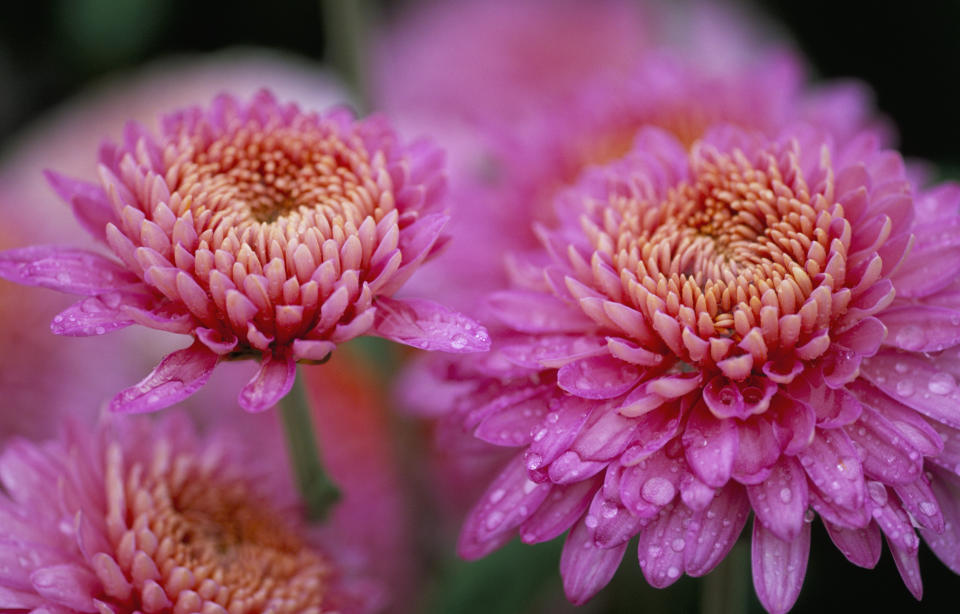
[0,413,378,614]
[0,90,489,413]
[373,0,649,122]
[447,125,960,613]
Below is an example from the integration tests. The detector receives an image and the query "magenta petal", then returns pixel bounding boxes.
[844,407,922,484]
[372,296,490,353]
[887,537,923,600]
[31,563,100,612]
[890,221,960,298]
[557,355,640,400]
[487,289,593,333]
[731,416,781,484]
[823,519,882,568]
[458,456,551,559]
[880,305,960,352]
[893,478,944,532]
[238,351,296,413]
[560,517,627,605]
[682,400,738,488]
[110,341,219,413]
[500,334,607,369]
[747,457,808,542]
[751,519,811,614]
[526,396,593,470]
[475,397,547,447]
[636,503,689,588]
[547,450,606,484]
[44,170,116,243]
[520,477,599,544]
[0,245,139,295]
[587,488,645,549]
[684,485,750,576]
[860,350,960,429]
[378,213,448,295]
[921,467,960,574]
[51,296,134,336]
[796,428,865,511]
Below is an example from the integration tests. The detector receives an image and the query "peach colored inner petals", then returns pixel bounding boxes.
[172,119,387,266]
[595,144,847,372]
[105,445,331,614]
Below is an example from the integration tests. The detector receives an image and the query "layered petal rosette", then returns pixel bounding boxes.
[0,91,489,413]
[0,414,379,614]
[448,125,960,613]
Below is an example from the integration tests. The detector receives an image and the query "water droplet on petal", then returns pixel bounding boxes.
[896,380,914,397]
[895,326,926,352]
[489,488,506,503]
[779,487,792,504]
[928,372,955,395]
[671,538,686,552]
[919,501,938,516]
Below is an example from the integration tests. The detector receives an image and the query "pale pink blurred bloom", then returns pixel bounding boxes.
[444,124,960,612]
[373,0,649,123]
[0,50,352,440]
[0,411,382,613]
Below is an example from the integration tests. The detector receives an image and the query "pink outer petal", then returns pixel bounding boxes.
[30,563,100,612]
[487,289,594,333]
[684,485,751,577]
[636,503,689,588]
[880,305,960,352]
[560,517,627,605]
[889,220,960,298]
[823,520,882,569]
[519,477,599,544]
[747,457,808,542]
[557,355,640,399]
[238,351,296,413]
[682,400,738,488]
[922,467,960,574]
[377,213,448,295]
[110,340,219,413]
[371,296,490,352]
[50,296,135,336]
[458,455,551,559]
[44,170,116,243]
[751,518,811,614]
[0,245,140,295]
[860,350,960,429]
[796,428,865,511]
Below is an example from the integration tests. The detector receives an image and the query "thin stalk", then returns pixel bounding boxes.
[280,370,341,521]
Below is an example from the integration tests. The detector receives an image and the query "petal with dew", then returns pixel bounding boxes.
[110,341,219,413]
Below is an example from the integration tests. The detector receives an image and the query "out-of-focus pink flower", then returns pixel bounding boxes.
[444,125,960,613]
[0,90,490,414]
[373,0,649,122]
[0,50,352,440]
[0,412,381,613]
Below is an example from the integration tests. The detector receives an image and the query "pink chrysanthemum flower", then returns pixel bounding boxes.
[0,414,379,614]
[0,90,489,413]
[447,125,960,613]
[373,0,648,122]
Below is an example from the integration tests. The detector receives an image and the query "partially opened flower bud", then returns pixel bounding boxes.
[0,91,489,413]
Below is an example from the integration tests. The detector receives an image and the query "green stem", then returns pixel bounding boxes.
[280,370,341,521]
[321,0,372,112]
[700,538,750,614]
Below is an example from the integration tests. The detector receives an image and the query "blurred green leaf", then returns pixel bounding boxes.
[425,538,564,614]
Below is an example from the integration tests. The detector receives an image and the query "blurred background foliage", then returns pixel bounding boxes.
[1,1,958,613]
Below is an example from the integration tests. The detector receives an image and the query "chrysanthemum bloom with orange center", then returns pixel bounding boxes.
[0,414,380,613]
[0,91,489,413]
[446,125,960,613]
